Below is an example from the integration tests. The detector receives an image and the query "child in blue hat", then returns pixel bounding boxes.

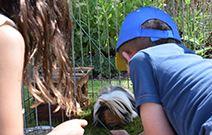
[111,6,212,135]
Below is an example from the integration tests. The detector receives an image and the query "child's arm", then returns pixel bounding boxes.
[0,23,25,134]
[139,103,175,135]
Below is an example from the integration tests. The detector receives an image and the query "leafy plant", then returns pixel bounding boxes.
[71,0,166,58]
[173,0,212,57]
[69,0,165,78]
[69,0,212,78]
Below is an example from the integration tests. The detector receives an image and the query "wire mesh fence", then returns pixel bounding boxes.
[23,0,212,134]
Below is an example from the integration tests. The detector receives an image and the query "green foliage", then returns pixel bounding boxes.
[173,0,212,57]
[75,50,125,78]
[71,0,166,59]
[195,47,212,57]
[70,0,212,78]
[70,0,166,78]
[71,0,123,59]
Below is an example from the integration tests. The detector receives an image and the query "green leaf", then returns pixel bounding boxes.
[195,47,212,54]
[110,37,117,48]
[181,35,201,45]
[174,17,184,21]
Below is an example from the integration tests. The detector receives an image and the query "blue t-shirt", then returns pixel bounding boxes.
[130,43,212,135]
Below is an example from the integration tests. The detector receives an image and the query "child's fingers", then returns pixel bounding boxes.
[71,119,88,127]
[110,130,129,135]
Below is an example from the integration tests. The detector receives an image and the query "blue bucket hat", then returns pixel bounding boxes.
[115,6,182,71]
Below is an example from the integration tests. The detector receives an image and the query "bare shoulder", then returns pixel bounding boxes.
[0,23,25,81]
[0,23,25,66]
[0,23,24,49]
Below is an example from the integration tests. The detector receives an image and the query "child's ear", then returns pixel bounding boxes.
[122,51,132,63]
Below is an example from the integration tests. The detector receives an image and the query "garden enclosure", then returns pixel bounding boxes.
[22,0,212,134]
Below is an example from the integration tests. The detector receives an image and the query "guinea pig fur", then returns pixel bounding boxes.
[93,85,137,128]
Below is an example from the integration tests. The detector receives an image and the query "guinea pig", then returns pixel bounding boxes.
[93,85,137,128]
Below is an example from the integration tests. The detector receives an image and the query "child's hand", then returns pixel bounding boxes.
[48,119,88,135]
[110,130,129,135]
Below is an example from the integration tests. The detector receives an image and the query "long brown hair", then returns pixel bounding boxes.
[0,0,76,116]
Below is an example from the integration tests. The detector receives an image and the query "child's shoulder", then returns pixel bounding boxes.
[140,43,194,55]
[130,43,195,65]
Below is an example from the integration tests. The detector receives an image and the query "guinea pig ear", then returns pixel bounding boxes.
[99,101,105,106]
